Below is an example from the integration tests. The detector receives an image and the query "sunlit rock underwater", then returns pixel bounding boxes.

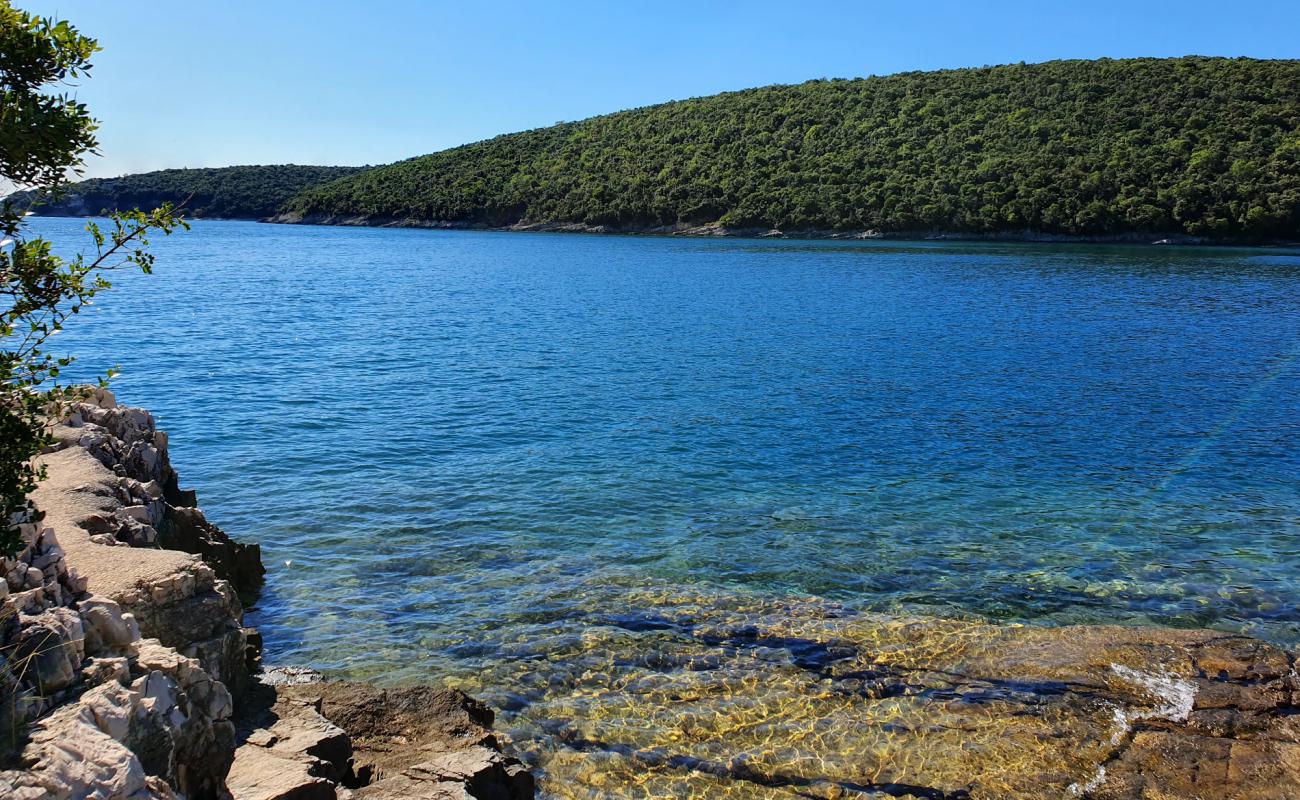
[329,580,1293,799]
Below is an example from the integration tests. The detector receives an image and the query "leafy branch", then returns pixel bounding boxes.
[1,1,186,557]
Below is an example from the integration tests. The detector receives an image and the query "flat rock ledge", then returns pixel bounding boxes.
[0,391,259,799]
[29,391,263,697]
[228,672,533,800]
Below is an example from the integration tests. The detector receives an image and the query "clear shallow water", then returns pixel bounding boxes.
[29,218,1300,794]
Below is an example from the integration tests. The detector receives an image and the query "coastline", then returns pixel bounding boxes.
[267,213,1300,248]
[24,210,1300,248]
[5,22,1298,800]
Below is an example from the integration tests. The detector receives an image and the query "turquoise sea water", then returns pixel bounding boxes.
[31,218,1300,648]
[27,218,1300,793]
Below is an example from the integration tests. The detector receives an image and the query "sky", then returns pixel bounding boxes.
[18,0,1300,179]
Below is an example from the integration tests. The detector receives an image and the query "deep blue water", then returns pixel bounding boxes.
[30,218,1300,666]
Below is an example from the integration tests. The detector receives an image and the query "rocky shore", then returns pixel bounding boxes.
[0,392,531,799]
[1,393,1298,799]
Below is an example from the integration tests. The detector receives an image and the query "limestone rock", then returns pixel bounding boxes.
[0,674,220,800]
[80,594,141,655]
[228,689,354,799]
[232,680,534,800]
[1,399,265,799]
[83,656,131,688]
[1095,730,1300,799]
[354,748,535,800]
[227,744,335,800]
[13,608,84,693]
[259,698,351,782]
[120,565,253,698]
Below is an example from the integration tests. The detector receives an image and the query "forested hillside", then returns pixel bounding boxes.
[11,164,368,219]
[280,57,1300,240]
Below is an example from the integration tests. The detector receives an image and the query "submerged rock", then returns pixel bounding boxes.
[446,585,1299,799]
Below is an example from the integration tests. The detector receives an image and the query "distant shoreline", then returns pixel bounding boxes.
[270,213,1300,248]
[25,210,1300,248]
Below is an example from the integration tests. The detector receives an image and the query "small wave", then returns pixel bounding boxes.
[1108,663,1197,723]
[1067,664,1197,796]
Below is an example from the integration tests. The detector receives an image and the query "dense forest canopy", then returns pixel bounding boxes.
[10,58,1298,240]
[12,164,368,219]
[281,57,1300,240]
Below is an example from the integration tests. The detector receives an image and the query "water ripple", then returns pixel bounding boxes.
[26,218,1300,792]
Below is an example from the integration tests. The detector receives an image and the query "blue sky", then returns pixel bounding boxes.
[21,0,1300,178]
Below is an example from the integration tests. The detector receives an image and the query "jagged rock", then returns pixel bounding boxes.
[64,567,89,595]
[83,656,131,688]
[87,387,116,409]
[354,748,534,800]
[85,680,136,741]
[30,544,64,571]
[226,745,335,800]
[127,669,233,799]
[160,506,264,601]
[235,695,352,783]
[13,608,84,694]
[264,705,351,781]
[0,707,162,799]
[118,564,253,699]
[0,667,228,800]
[231,680,533,800]
[0,398,262,800]
[8,587,46,614]
[116,506,152,525]
[229,688,353,799]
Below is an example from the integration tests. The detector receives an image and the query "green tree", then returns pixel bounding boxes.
[8,164,370,219]
[1,1,185,556]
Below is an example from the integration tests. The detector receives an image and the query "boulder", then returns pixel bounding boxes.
[14,609,84,694]
[80,595,141,655]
